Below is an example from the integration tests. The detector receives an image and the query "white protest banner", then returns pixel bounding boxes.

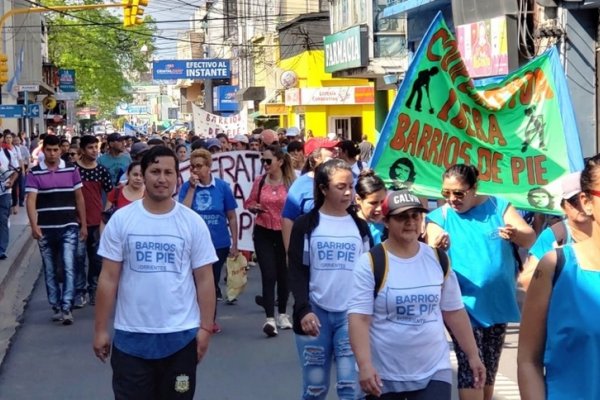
[192,104,248,138]
[211,150,263,251]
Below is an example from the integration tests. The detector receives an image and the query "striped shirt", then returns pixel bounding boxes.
[26,159,82,229]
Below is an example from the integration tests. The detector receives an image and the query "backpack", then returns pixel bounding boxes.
[369,243,449,298]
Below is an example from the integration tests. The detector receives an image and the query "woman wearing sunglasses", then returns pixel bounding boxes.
[425,164,535,400]
[244,145,296,336]
[349,190,485,399]
[518,155,600,400]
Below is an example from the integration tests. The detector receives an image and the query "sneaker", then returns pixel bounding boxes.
[62,310,74,325]
[212,322,222,334]
[226,298,237,305]
[263,318,278,337]
[73,294,87,309]
[88,292,96,306]
[0,254,7,260]
[51,308,63,322]
[277,314,293,330]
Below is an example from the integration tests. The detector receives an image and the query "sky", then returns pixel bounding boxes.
[146,0,200,60]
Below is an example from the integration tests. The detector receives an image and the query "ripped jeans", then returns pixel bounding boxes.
[295,303,356,400]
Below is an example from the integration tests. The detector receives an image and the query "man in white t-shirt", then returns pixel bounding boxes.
[94,146,218,400]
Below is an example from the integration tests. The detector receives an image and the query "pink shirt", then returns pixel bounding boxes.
[244,175,287,231]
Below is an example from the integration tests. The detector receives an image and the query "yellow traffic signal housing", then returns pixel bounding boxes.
[122,0,133,27]
[0,54,8,85]
[130,0,148,26]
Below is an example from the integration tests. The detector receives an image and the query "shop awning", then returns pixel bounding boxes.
[237,86,266,101]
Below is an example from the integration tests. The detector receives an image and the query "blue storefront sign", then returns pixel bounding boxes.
[58,69,76,92]
[0,105,27,118]
[115,103,150,115]
[152,59,231,80]
[213,85,239,112]
[28,103,41,118]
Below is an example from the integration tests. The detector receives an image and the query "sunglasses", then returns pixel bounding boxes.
[68,152,77,157]
[261,158,273,165]
[441,188,472,200]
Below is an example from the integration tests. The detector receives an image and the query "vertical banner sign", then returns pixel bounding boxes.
[58,69,76,92]
[371,13,584,214]
[210,151,263,251]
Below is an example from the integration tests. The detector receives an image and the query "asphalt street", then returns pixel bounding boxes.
[0,253,521,400]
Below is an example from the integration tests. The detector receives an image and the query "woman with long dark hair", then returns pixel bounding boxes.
[244,145,296,336]
[288,159,372,399]
[425,164,535,400]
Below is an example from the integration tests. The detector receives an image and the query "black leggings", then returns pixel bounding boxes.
[253,225,288,318]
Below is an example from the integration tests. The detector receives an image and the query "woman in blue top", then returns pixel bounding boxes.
[179,148,238,333]
[518,154,600,400]
[354,170,387,245]
[518,171,592,291]
[425,164,535,400]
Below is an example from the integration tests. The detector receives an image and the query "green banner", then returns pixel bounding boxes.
[371,14,584,214]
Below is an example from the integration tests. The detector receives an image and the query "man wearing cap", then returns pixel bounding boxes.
[98,133,131,186]
[229,134,250,151]
[519,171,593,290]
[205,138,222,154]
[75,135,114,307]
[285,127,301,143]
[281,137,339,250]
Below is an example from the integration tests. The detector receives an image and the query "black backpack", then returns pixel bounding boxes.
[369,244,449,298]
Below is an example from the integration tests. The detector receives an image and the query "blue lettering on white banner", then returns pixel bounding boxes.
[127,234,184,273]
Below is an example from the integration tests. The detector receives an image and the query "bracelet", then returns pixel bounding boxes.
[200,326,213,335]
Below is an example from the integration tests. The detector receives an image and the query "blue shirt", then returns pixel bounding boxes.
[98,152,131,186]
[544,245,600,400]
[369,222,385,245]
[528,221,572,260]
[178,177,237,249]
[427,197,520,327]
[282,173,314,220]
[114,328,197,359]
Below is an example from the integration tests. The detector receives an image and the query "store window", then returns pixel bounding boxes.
[330,117,363,141]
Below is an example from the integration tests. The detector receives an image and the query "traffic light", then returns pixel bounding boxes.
[0,54,8,85]
[130,0,149,26]
[122,0,133,27]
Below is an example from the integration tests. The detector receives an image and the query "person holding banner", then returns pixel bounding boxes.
[179,149,239,333]
[288,159,372,400]
[425,164,535,400]
[518,154,600,400]
[245,146,296,337]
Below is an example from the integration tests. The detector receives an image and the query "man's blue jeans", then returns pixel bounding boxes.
[38,226,79,311]
[75,225,101,295]
[294,303,357,400]
[0,194,11,255]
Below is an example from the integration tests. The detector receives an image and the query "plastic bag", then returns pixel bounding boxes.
[226,254,248,301]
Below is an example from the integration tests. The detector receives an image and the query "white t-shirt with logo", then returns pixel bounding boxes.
[98,200,218,333]
[348,242,463,382]
[309,212,367,312]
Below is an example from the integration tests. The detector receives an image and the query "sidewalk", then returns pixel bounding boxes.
[0,207,40,367]
[0,209,35,301]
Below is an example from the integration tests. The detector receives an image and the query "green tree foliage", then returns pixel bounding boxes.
[43,0,156,116]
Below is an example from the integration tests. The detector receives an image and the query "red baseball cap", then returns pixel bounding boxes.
[304,137,339,156]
